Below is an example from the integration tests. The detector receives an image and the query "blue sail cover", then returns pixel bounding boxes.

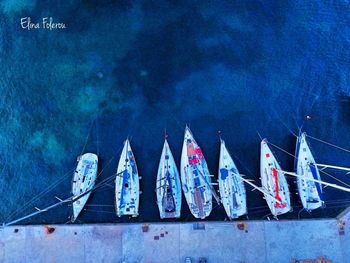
[120,169,129,208]
[309,163,324,201]
[220,168,229,180]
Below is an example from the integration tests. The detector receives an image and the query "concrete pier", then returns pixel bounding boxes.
[0,217,349,263]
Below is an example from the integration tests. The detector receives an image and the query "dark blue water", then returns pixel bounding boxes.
[1,1,350,224]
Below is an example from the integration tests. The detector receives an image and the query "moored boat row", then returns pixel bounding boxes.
[71,128,350,222]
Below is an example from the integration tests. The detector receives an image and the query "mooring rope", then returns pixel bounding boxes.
[306,134,350,154]
[5,167,76,221]
[267,140,350,188]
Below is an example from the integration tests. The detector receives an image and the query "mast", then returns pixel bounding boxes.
[280,170,350,193]
[316,163,350,173]
[238,174,282,204]
[197,169,220,204]
[3,189,89,227]
[3,171,121,227]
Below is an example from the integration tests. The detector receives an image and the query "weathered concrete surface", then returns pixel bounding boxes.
[337,207,350,262]
[0,218,348,263]
[264,219,343,262]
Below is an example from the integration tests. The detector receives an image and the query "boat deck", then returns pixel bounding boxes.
[1,212,349,263]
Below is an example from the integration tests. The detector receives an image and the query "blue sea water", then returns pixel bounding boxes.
[1,1,350,224]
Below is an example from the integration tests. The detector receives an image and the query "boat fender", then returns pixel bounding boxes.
[44,225,55,234]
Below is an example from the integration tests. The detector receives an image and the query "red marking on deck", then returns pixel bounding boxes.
[266,153,270,158]
[187,144,196,156]
[272,168,286,209]
[195,147,205,160]
[189,157,199,166]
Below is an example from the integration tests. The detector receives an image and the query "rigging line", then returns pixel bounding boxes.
[260,213,272,220]
[319,169,350,188]
[256,130,263,141]
[269,110,298,137]
[80,118,96,156]
[96,156,115,179]
[297,208,305,220]
[293,115,301,132]
[267,141,296,158]
[169,113,185,132]
[5,167,76,221]
[325,198,350,203]
[84,204,114,207]
[306,134,350,154]
[322,204,350,209]
[248,205,271,210]
[6,156,117,225]
[10,120,106,221]
[33,171,118,225]
[269,140,350,188]
[83,209,115,214]
[95,116,100,156]
[231,152,259,181]
[196,168,220,204]
[11,167,74,207]
[8,119,102,221]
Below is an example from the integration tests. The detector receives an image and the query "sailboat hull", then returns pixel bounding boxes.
[115,140,140,217]
[156,140,182,219]
[72,153,98,222]
[260,140,291,216]
[218,140,247,219]
[180,128,212,219]
[295,133,324,211]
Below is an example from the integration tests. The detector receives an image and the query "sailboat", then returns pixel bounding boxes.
[115,139,140,217]
[294,132,324,210]
[180,126,212,219]
[156,139,182,219]
[260,139,291,216]
[218,139,247,219]
[265,131,350,212]
[71,153,98,222]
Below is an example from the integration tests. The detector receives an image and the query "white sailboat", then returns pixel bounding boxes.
[115,139,140,217]
[156,139,182,219]
[71,153,98,222]
[218,139,247,219]
[180,126,212,219]
[260,139,291,216]
[294,132,324,210]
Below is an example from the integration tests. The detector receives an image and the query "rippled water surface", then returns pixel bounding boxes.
[1,1,350,224]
